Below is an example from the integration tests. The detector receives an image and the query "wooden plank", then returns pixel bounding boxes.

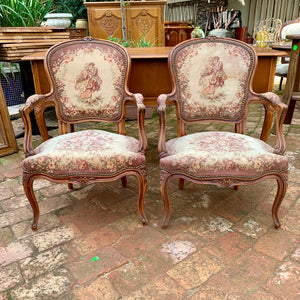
[0,37,69,43]
[0,41,68,49]
[0,31,69,36]
[0,27,56,33]
[0,47,54,54]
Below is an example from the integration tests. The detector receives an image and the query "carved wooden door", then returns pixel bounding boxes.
[88,6,123,40]
[0,83,18,157]
[85,1,166,46]
[126,3,165,46]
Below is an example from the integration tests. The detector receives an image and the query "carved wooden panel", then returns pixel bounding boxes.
[0,83,18,157]
[85,1,166,46]
[88,7,123,40]
[126,5,165,46]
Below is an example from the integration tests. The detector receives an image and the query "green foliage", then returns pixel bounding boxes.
[0,62,20,84]
[134,36,153,47]
[55,0,87,26]
[0,0,55,27]
[108,35,154,48]
[108,36,133,47]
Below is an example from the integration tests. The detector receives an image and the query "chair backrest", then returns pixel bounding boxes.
[168,37,256,123]
[45,38,130,123]
[279,17,300,41]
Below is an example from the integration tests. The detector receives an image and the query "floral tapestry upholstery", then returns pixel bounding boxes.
[23,130,145,177]
[171,40,255,121]
[47,40,127,122]
[160,132,288,178]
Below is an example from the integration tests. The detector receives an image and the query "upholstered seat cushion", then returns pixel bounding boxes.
[160,132,288,178]
[23,130,145,176]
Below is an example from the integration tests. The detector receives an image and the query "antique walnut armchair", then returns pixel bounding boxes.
[158,37,288,229]
[19,38,148,230]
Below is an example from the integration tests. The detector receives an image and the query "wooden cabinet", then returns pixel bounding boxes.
[85,1,166,46]
[164,21,194,46]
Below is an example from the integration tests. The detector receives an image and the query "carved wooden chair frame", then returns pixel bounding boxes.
[20,38,148,230]
[275,17,300,90]
[158,36,288,229]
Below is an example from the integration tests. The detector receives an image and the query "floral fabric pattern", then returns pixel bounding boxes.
[23,130,145,176]
[172,40,254,121]
[160,132,288,178]
[47,41,127,122]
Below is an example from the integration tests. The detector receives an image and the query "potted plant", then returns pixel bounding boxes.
[84,0,167,46]
[55,0,88,28]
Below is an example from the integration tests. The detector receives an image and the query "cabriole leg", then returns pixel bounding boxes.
[136,168,148,225]
[23,172,39,231]
[161,171,171,229]
[272,173,288,229]
[179,178,184,190]
[121,176,127,188]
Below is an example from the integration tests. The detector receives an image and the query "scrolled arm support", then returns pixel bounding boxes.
[249,91,287,155]
[132,93,147,153]
[19,94,45,157]
[157,94,169,158]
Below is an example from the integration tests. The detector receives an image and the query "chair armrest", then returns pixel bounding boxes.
[249,91,287,155]
[132,93,147,153]
[19,94,45,157]
[157,94,169,158]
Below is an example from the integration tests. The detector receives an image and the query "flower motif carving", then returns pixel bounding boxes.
[77,176,96,184]
[212,178,238,187]
[135,10,154,36]
[99,10,120,36]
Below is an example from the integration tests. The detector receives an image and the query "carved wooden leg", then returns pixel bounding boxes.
[179,178,184,190]
[121,176,127,188]
[137,168,148,225]
[23,172,39,231]
[68,183,73,190]
[272,173,288,229]
[161,171,171,229]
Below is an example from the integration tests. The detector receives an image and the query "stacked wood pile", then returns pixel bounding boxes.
[0,27,70,61]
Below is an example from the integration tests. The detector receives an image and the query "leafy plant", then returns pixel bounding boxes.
[0,62,20,84]
[134,36,153,47]
[108,35,154,47]
[108,36,133,47]
[0,0,56,27]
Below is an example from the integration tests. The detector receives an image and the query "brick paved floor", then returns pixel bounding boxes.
[1,84,300,299]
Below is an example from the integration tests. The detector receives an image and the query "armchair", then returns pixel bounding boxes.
[20,38,148,230]
[158,37,288,229]
[275,17,300,90]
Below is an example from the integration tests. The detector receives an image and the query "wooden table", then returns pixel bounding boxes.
[23,46,288,106]
[271,37,299,124]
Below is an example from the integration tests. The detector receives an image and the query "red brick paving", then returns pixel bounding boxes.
[0,101,300,299]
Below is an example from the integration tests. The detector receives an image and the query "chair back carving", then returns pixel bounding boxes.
[45,38,130,123]
[169,37,256,123]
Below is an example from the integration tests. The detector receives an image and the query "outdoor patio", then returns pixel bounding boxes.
[0,82,300,299]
